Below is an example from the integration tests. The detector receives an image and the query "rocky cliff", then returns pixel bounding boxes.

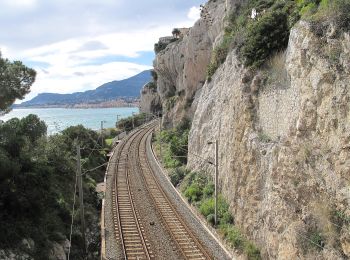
[140,82,162,114]
[151,0,228,127]
[188,21,350,259]
[144,0,350,258]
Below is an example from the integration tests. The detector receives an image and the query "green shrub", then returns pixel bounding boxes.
[169,167,188,186]
[158,118,190,168]
[207,214,216,226]
[220,225,244,249]
[203,183,215,198]
[163,150,181,168]
[299,2,318,16]
[221,211,234,225]
[244,241,261,259]
[154,38,177,54]
[199,195,230,219]
[309,232,325,250]
[199,197,215,217]
[316,0,350,31]
[116,113,148,131]
[207,34,233,79]
[184,183,203,203]
[242,10,290,68]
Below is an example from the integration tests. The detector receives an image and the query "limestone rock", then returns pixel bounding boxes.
[188,20,350,258]
[340,227,350,257]
[153,0,227,127]
[140,82,161,114]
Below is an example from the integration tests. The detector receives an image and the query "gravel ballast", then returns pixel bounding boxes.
[104,124,234,259]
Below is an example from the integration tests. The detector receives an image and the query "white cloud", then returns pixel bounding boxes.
[2,1,204,103]
[29,62,152,98]
[3,0,37,8]
[187,6,201,21]
[17,25,173,101]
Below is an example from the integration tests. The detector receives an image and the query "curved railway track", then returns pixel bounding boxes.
[111,121,212,259]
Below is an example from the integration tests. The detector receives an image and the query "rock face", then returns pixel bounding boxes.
[153,0,228,127]
[145,0,350,258]
[140,82,162,115]
[188,21,350,258]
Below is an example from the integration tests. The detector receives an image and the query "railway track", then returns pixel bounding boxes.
[111,124,155,260]
[111,121,212,259]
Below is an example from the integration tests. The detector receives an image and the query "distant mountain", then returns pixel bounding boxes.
[17,70,152,107]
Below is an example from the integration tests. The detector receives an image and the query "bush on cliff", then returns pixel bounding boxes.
[159,118,190,168]
[207,0,349,76]
[242,10,290,67]
[207,0,300,76]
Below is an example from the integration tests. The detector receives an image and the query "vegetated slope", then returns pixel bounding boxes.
[0,116,106,259]
[144,0,350,259]
[19,70,151,107]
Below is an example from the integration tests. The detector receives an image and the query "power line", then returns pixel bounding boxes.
[82,162,108,175]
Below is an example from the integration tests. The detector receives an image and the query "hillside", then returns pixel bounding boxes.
[18,70,151,107]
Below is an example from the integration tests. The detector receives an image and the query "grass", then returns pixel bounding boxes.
[263,51,289,89]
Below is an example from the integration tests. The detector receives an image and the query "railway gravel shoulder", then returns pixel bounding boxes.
[105,143,123,259]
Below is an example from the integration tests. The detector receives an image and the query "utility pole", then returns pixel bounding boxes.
[77,145,87,257]
[214,139,218,226]
[208,140,219,226]
[132,112,136,129]
[158,112,162,162]
[100,121,105,147]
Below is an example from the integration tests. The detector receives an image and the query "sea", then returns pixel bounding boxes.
[0,107,139,135]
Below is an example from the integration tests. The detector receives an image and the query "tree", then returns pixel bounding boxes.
[0,52,36,113]
[172,28,181,38]
[19,114,47,143]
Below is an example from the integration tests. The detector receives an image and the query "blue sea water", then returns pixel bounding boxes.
[0,107,139,135]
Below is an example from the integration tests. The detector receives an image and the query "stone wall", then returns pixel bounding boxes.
[257,52,300,140]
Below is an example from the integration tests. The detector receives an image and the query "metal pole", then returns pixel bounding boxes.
[77,145,87,257]
[100,121,104,147]
[132,112,135,129]
[159,113,162,162]
[214,139,218,226]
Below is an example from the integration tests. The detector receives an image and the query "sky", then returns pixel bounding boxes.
[0,0,203,102]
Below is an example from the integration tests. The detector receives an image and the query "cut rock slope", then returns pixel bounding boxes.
[189,21,350,259]
[142,0,350,258]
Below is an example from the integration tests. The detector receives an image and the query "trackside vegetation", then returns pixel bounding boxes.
[154,119,261,259]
